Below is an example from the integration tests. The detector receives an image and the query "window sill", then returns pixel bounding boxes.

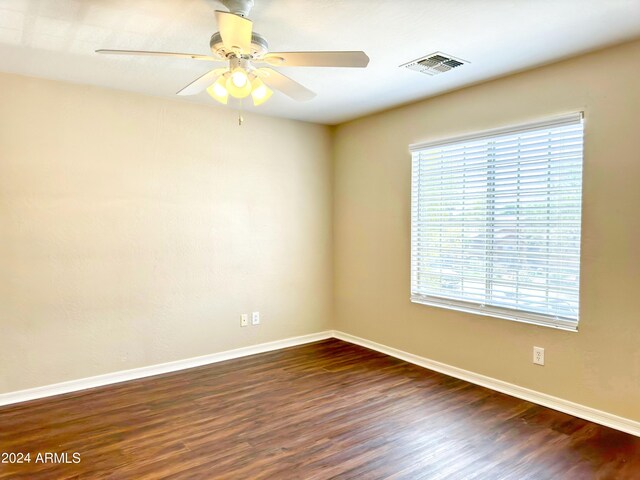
[410,295,578,332]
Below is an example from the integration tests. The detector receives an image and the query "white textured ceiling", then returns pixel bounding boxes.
[1,0,640,124]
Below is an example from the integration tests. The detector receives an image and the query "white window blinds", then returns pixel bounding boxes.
[410,113,584,331]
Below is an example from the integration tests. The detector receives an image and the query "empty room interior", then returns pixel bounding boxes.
[1,0,640,478]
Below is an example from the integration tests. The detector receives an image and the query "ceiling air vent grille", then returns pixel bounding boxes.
[401,52,468,76]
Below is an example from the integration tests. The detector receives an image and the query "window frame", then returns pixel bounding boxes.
[409,112,584,332]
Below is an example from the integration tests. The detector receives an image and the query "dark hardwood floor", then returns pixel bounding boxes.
[1,339,639,479]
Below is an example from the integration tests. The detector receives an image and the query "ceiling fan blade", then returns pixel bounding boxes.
[177,69,227,96]
[256,68,316,102]
[215,11,253,54]
[96,49,222,62]
[261,51,370,68]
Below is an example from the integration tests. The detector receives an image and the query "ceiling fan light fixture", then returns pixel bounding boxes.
[231,67,249,88]
[250,78,273,106]
[226,68,252,98]
[207,75,229,104]
[230,67,249,87]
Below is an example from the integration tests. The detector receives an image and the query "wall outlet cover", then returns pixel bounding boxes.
[533,346,545,366]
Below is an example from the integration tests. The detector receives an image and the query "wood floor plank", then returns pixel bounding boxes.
[1,339,639,479]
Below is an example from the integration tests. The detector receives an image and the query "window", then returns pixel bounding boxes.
[410,113,584,331]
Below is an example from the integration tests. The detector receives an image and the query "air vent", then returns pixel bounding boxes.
[401,52,468,76]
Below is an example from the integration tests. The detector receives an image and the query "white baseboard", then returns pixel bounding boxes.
[0,331,332,407]
[333,330,640,437]
[3,329,638,438]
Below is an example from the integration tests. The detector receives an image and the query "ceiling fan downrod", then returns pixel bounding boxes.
[221,0,254,17]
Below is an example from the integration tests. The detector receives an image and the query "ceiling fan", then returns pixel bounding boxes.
[96,0,370,107]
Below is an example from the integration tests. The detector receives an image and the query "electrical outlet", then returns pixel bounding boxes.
[533,346,545,366]
[251,311,260,325]
[240,314,249,327]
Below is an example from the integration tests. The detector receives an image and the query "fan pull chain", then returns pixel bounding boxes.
[238,99,244,126]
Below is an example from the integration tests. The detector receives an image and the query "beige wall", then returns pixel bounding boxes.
[0,73,333,393]
[333,39,640,421]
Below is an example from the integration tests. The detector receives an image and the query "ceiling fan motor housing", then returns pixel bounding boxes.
[209,31,269,58]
